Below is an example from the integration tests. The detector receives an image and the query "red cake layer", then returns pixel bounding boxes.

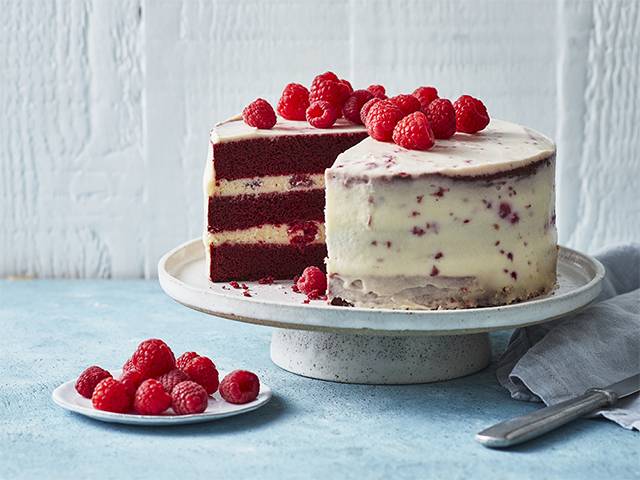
[208,190,324,232]
[212,132,368,181]
[209,243,326,281]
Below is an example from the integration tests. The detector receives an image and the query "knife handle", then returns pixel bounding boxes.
[476,388,618,448]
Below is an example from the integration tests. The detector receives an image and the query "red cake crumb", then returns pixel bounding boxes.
[511,271,518,280]
[425,98,456,139]
[430,266,440,276]
[241,283,249,289]
[242,98,277,129]
[435,252,443,259]
[454,95,489,133]
[229,281,241,289]
[392,112,435,151]
[412,86,439,111]
[219,370,260,405]
[277,83,310,121]
[258,276,275,285]
[367,84,388,99]
[306,100,338,128]
[243,291,252,297]
[431,186,449,197]
[287,221,319,249]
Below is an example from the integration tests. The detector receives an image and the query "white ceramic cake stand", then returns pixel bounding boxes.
[158,239,604,384]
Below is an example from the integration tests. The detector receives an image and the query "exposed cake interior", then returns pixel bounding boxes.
[325,119,557,309]
[203,118,367,281]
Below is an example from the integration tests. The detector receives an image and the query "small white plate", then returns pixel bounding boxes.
[52,371,272,426]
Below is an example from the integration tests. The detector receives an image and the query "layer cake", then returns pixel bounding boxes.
[203,117,367,281]
[325,119,557,309]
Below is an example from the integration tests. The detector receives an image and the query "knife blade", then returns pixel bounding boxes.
[476,373,640,448]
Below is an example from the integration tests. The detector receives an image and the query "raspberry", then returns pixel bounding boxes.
[360,98,382,125]
[296,266,327,295]
[156,368,190,394]
[242,98,277,129]
[220,370,260,405]
[92,377,130,413]
[390,94,421,116]
[171,381,209,415]
[122,357,136,373]
[365,100,404,141]
[342,89,374,124]
[133,379,172,415]
[367,84,388,99]
[176,351,199,371]
[392,111,435,151]
[338,78,353,95]
[119,369,144,399]
[306,101,338,129]
[309,79,349,108]
[310,71,339,92]
[131,338,175,379]
[454,95,490,133]
[425,98,456,139]
[412,86,439,111]
[276,83,310,121]
[75,366,112,399]
[182,356,219,394]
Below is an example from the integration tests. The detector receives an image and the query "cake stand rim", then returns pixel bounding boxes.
[157,238,604,335]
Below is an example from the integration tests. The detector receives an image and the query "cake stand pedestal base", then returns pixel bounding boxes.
[270,329,491,384]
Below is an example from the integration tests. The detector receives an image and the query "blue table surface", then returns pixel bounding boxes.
[0,280,637,480]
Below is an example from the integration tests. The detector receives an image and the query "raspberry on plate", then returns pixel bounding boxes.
[342,89,374,125]
[119,369,144,399]
[392,111,435,151]
[306,101,338,129]
[367,84,388,99]
[131,338,176,379]
[454,95,490,133]
[122,357,136,373]
[360,97,381,125]
[365,100,404,142]
[171,381,209,415]
[242,98,277,129]
[156,368,190,394]
[134,379,172,415]
[75,366,112,399]
[176,351,199,371]
[92,377,131,413]
[310,71,339,92]
[412,86,439,111]
[425,98,456,139]
[182,356,219,395]
[296,266,327,295]
[338,78,353,95]
[390,94,421,116]
[277,83,310,121]
[220,370,260,405]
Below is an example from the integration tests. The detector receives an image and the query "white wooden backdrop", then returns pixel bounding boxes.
[1,0,638,278]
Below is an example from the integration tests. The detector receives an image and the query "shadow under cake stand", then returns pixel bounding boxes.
[158,239,604,384]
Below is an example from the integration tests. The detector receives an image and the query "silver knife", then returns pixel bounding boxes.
[476,373,640,448]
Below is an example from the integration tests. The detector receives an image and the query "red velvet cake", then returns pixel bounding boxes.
[203,117,367,281]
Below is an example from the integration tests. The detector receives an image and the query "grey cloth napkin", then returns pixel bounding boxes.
[496,243,640,430]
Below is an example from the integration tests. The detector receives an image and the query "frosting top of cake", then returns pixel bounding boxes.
[330,119,555,179]
[211,117,366,144]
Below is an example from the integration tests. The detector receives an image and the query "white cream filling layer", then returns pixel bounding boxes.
[206,173,324,197]
[205,223,325,246]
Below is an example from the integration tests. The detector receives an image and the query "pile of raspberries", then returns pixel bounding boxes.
[241,71,490,152]
[75,339,260,415]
